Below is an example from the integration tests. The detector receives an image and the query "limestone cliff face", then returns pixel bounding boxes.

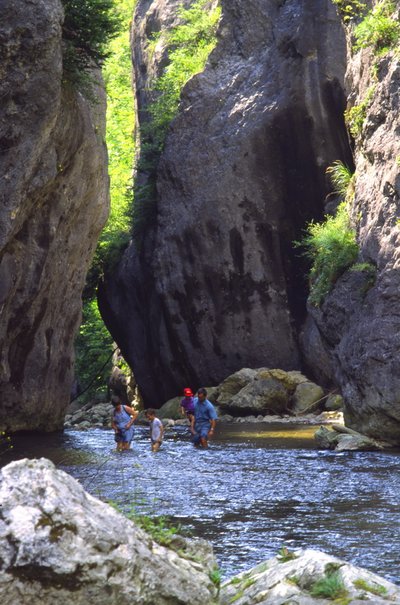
[99,0,352,405]
[0,0,109,431]
[302,40,400,443]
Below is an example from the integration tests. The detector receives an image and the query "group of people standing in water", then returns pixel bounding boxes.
[111,387,218,452]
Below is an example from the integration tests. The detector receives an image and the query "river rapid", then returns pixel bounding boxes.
[2,423,400,582]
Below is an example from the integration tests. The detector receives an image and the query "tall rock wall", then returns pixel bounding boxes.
[99,0,352,405]
[302,10,400,442]
[0,0,109,431]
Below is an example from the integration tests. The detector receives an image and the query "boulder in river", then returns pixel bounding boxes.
[0,458,218,605]
[314,424,388,451]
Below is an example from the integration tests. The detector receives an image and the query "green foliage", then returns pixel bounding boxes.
[127,511,181,546]
[76,2,135,400]
[298,203,359,306]
[132,0,221,242]
[332,0,367,22]
[0,431,13,456]
[309,570,347,599]
[74,299,114,403]
[62,0,121,88]
[326,161,355,201]
[354,1,400,54]
[345,85,375,139]
[353,578,388,596]
[209,566,222,594]
[277,546,298,563]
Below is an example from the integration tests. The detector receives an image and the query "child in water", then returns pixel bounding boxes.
[145,408,164,452]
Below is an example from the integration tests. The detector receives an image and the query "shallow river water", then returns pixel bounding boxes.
[2,423,400,582]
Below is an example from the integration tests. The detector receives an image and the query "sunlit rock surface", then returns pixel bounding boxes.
[220,548,400,605]
[99,0,352,405]
[0,458,217,605]
[302,45,400,443]
[0,0,109,431]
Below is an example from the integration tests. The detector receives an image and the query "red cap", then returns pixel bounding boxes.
[183,387,193,397]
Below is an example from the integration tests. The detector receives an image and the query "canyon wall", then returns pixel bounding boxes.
[0,0,109,431]
[99,0,352,405]
[302,9,400,442]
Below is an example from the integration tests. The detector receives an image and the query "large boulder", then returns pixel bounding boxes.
[220,548,400,604]
[0,0,109,431]
[0,458,217,605]
[226,377,289,415]
[98,0,352,406]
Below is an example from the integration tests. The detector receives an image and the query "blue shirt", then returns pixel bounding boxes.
[194,398,218,429]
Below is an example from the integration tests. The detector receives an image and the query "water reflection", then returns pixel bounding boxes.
[2,423,400,582]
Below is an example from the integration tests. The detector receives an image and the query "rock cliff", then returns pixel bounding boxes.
[0,1,109,431]
[302,7,400,443]
[99,0,352,405]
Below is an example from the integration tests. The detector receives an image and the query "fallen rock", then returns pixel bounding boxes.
[0,458,217,605]
[315,425,386,451]
[220,548,400,604]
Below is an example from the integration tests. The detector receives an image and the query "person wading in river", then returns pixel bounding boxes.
[191,387,218,448]
[145,408,164,452]
[180,387,195,424]
[111,395,138,451]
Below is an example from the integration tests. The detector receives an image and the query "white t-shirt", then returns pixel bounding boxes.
[150,418,163,441]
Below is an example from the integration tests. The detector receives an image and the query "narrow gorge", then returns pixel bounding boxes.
[0,0,399,445]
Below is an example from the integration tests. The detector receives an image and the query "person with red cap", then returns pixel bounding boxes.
[180,387,195,423]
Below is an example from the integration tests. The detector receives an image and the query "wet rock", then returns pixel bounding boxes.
[315,424,386,451]
[0,458,217,605]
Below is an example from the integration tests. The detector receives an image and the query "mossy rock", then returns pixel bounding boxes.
[157,397,183,420]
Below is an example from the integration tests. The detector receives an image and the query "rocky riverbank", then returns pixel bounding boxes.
[0,458,399,604]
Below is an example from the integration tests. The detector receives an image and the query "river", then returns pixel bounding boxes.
[2,422,400,582]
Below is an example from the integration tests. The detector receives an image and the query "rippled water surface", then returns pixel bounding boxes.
[3,423,400,582]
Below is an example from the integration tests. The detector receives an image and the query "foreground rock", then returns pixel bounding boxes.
[221,548,400,604]
[0,458,217,605]
[0,0,109,431]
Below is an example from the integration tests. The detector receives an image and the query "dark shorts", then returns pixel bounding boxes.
[114,427,135,443]
[192,425,210,444]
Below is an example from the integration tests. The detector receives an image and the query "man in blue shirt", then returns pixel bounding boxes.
[191,387,218,448]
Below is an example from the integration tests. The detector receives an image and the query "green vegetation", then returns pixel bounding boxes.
[353,578,388,596]
[0,431,13,456]
[86,0,135,297]
[354,1,400,54]
[75,1,134,403]
[132,0,221,241]
[277,546,298,563]
[74,299,115,402]
[299,202,359,306]
[332,0,367,22]
[127,512,181,546]
[326,161,355,201]
[209,566,222,594]
[309,570,348,600]
[296,160,359,306]
[61,0,121,90]
[345,85,375,139]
